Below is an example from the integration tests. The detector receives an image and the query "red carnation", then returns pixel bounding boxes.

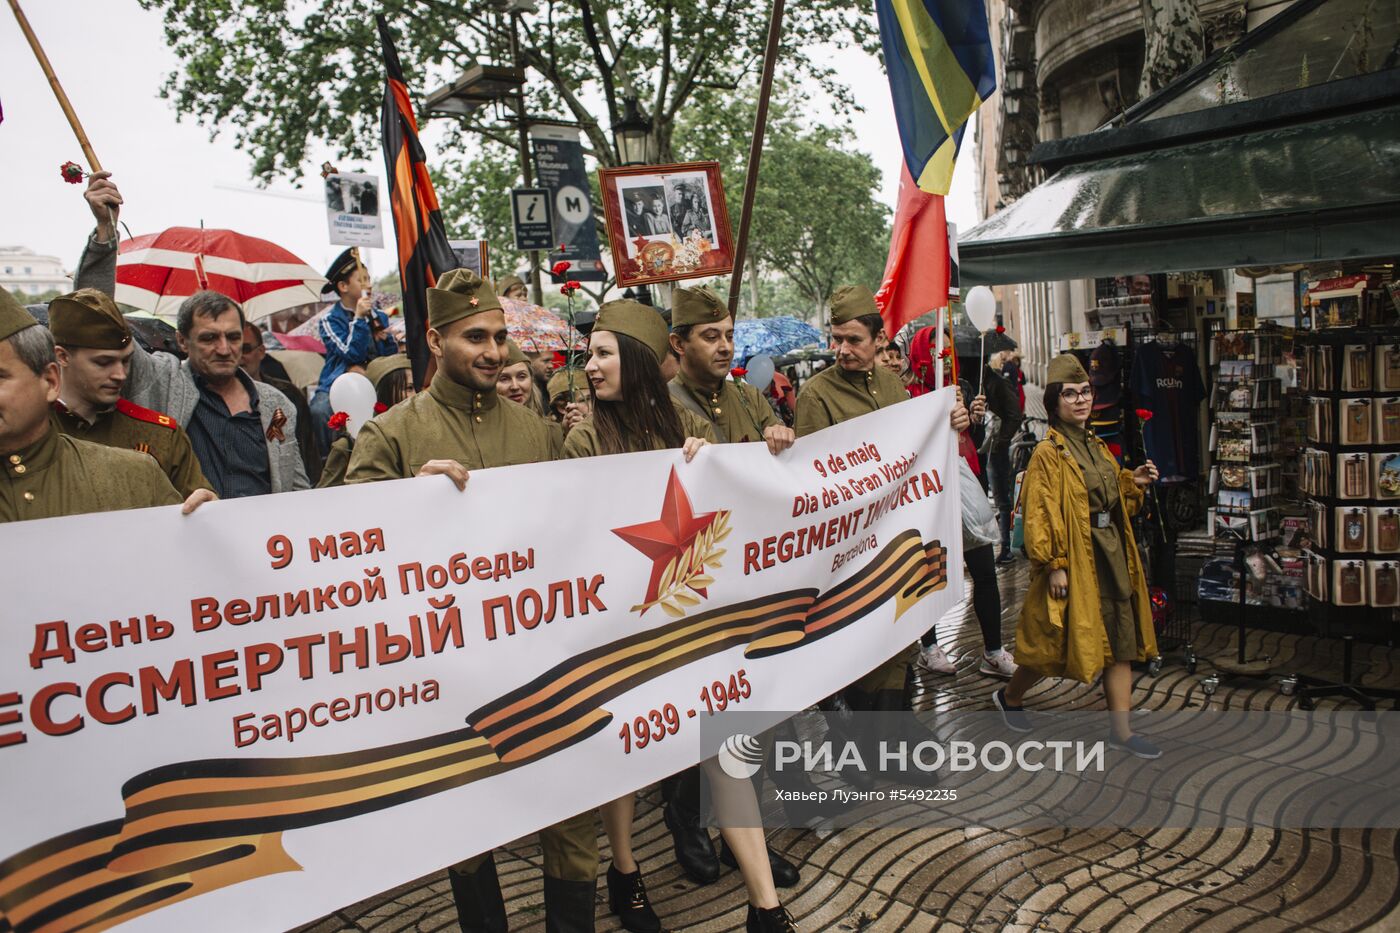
[995,325,1006,334]
[561,279,583,296]
[551,350,568,370]
[373,402,389,414]
[551,260,572,276]
[327,411,350,431]
[731,367,748,379]
[60,161,85,184]
[1135,408,1154,422]
[557,243,568,254]
[938,347,952,359]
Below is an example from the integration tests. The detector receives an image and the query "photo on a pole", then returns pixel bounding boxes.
[324,171,384,248]
[448,239,491,279]
[599,161,734,287]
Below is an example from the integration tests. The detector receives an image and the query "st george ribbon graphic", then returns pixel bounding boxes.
[0,533,948,933]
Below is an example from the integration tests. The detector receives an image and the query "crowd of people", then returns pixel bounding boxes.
[0,174,1164,933]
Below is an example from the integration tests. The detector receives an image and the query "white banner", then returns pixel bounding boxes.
[0,390,963,933]
[323,172,384,248]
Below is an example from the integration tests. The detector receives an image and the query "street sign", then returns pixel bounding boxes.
[511,187,555,251]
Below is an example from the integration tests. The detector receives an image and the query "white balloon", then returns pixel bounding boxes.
[745,354,776,393]
[329,372,377,438]
[965,286,998,332]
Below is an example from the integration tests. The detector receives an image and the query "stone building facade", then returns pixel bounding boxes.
[972,0,1294,383]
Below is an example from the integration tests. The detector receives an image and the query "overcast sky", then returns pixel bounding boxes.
[1,1,982,286]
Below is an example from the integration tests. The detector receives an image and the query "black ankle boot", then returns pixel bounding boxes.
[872,689,940,789]
[542,875,597,933]
[661,766,721,884]
[719,838,800,888]
[607,863,661,933]
[447,853,508,933]
[747,903,799,932]
[823,689,876,791]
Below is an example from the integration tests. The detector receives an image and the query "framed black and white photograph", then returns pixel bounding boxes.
[448,239,491,280]
[599,161,734,288]
[325,171,384,248]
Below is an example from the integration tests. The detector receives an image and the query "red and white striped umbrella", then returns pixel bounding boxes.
[116,227,326,323]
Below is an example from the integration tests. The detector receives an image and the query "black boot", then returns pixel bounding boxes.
[661,766,721,883]
[606,863,661,933]
[824,689,877,791]
[719,838,800,888]
[873,688,940,789]
[543,876,597,933]
[747,904,799,932]
[765,719,831,827]
[447,853,508,933]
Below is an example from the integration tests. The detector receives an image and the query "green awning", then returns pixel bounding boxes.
[960,106,1400,286]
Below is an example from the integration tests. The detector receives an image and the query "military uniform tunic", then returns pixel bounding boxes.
[52,398,212,498]
[1,427,181,523]
[346,375,561,482]
[793,363,909,438]
[341,373,591,883]
[1059,422,1140,662]
[669,371,778,443]
[561,402,716,459]
[794,363,912,692]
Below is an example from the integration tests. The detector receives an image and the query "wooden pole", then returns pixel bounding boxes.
[726,0,786,315]
[8,0,103,172]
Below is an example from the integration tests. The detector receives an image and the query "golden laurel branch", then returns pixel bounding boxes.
[632,510,731,617]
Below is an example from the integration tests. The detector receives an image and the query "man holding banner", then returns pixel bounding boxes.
[344,269,594,933]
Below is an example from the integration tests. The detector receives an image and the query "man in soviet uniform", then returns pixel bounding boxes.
[659,284,804,884]
[667,284,794,451]
[0,289,212,522]
[344,270,593,933]
[48,288,213,499]
[792,285,962,780]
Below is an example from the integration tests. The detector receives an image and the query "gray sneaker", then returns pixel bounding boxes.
[993,688,1031,733]
[1108,734,1162,759]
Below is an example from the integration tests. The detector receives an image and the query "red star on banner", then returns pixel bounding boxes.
[613,467,718,609]
[632,234,651,253]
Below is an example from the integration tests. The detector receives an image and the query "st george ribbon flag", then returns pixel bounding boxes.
[377,14,458,389]
[874,0,997,337]
[0,392,964,933]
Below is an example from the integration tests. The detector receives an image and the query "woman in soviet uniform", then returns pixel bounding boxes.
[993,353,1162,759]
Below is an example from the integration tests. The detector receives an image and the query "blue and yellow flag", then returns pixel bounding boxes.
[876,0,997,195]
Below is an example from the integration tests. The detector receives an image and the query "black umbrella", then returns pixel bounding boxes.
[952,321,1016,357]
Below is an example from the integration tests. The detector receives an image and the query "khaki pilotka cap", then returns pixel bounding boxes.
[1046,353,1090,385]
[497,274,525,296]
[365,354,411,390]
[671,285,729,328]
[502,339,528,368]
[829,284,879,325]
[0,288,37,342]
[427,269,502,330]
[593,299,670,365]
[547,368,588,403]
[48,289,132,350]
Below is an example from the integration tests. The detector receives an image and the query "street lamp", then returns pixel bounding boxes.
[612,96,655,166]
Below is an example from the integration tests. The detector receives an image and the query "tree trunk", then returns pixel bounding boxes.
[1138,0,1204,100]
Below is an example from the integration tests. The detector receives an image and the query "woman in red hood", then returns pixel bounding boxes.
[904,325,1019,682]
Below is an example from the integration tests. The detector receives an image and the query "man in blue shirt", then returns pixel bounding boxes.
[310,248,398,453]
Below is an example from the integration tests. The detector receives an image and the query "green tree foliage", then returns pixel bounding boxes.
[139,0,878,181]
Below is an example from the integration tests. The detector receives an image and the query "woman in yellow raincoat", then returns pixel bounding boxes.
[993,353,1162,758]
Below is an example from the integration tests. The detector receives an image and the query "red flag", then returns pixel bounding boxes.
[378,15,458,388]
[874,163,950,339]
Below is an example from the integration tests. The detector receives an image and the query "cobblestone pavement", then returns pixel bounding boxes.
[298,553,1399,933]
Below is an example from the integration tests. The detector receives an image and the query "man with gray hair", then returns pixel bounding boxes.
[0,288,212,522]
[72,174,309,496]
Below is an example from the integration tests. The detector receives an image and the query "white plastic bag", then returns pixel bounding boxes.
[959,458,999,549]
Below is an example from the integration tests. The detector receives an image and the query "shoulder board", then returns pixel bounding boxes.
[116,398,178,430]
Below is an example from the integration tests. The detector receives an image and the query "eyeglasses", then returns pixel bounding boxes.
[1059,387,1094,403]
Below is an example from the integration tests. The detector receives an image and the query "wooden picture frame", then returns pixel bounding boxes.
[598,161,734,288]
